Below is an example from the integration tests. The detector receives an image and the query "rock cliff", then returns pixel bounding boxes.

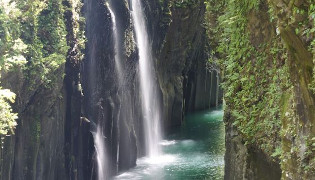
[81,0,220,176]
[206,0,315,179]
[0,0,220,179]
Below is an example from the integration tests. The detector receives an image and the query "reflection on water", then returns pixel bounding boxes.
[113,107,225,180]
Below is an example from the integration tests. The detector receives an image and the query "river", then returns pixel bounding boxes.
[113,108,225,180]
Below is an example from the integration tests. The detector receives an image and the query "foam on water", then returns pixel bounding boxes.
[159,140,177,146]
[113,109,225,180]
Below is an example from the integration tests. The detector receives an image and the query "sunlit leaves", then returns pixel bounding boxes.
[0,88,18,136]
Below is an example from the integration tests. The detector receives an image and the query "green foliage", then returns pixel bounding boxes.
[0,1,27,70]
[271,146,282,158]
[0,0,78,136]
[0,88,18,136]
[172,0,195,8]
[0,0,24,137]
[0,0,69,88]
[24,0,68,88]
[308,3,315,92]
[37,1,68,57]
[205,0,289,156]
[30,2,68,88]
[164,0,198,9]
[206,0,315,176]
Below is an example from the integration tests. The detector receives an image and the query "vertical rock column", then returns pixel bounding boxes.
[63,0,91,179]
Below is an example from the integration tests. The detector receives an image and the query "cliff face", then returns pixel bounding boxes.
[205,0,315,179]
[155,1,210,129]
[0,68,66,180]
[0,0,82,179]
[81,0,220,176]
[81,0,140,177]
[270,0,315,178]
[0,0,220,179]
[144,0,222,130]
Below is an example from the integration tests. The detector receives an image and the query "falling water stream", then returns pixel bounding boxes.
[107,1,123,82]
[92,1,224,179]
[92,126,108,180]
[215,71,220,107]
[113,108,225,180]
[90,1,123,179]
[131,0,162,157]
[88,27,108,180]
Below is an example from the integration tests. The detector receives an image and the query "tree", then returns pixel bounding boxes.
[0,0,22,136]
[0,88,17,136]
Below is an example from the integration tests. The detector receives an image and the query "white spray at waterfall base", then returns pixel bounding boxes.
[131,0,162,158]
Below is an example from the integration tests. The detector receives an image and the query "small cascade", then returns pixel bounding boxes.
[131,0,162,157]
[107,1,121,168]
[209,70,213,109]
[85,2,112,179]
[215,71,220,107]
[87,34,109,180]
[106,0,125,171]
[92,126,108,180]
[107,1,123,83]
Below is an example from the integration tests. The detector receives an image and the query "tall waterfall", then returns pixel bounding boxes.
[107,0,122,171]
[131,0,162,157]
[85,2,113,179]
[88,37,109,179]
[92,126,108,180]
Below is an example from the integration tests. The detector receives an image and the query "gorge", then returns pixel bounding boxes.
[1,0,315,180]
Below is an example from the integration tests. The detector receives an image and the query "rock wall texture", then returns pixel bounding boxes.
[224,112,282,180]
[81,0,140,177]
[81,0,221,176]
[0,67,66,180]
[205,0,315,179]
[144,0,222,130]
[0,0,220,179]
[270,0,315,178]
[0,0,82,179]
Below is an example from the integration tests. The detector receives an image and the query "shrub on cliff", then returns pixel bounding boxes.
[0,88,17,136]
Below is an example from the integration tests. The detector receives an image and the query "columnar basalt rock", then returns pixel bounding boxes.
[0,0,221,179]
[143,0,222,130]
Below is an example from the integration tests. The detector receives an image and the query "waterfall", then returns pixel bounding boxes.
[131,0,162,157]
[215,71,219,107]
[92,126,108,180]
[107,1,122,172]
[85,2,113,179]
[209,71,213,109]
[88,36,109,180]
[107,2,123,83]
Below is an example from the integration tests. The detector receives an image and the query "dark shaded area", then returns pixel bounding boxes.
[224,112,282,180]
[81,0,140,177]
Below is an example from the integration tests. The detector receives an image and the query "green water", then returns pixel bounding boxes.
[114,108,225,180]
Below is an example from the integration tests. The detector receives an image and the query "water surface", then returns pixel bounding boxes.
[114,108,225,180]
